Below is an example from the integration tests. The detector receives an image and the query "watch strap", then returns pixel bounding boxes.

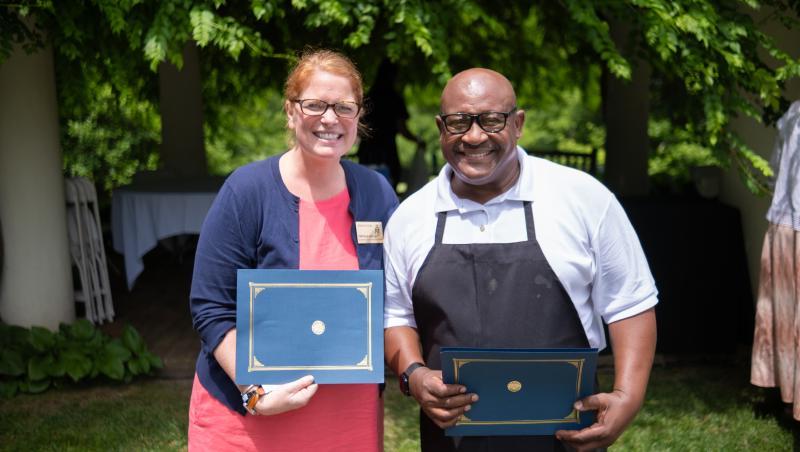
[400,362,425,396]
[241,385,267,415]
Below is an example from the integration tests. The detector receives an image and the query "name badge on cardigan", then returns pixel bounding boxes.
[355,221,383,244]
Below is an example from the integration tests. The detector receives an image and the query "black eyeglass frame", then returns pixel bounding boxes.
[292,98,362,118]
[438,107,518,134]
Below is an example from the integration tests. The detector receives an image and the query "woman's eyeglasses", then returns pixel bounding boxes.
[293,99,361,118]
[439,108,517,134]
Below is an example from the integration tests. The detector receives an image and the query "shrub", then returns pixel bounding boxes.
[0,319,163,397]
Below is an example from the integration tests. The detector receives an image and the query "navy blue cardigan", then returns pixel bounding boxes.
[190,155,398,414]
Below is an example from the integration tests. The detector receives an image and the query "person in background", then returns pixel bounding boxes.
[384,68,658,451]
[358,58,425,189]
[751,100,800,422]
[188,49,397,451]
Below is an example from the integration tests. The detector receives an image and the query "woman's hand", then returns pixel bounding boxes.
[254,375,319,416]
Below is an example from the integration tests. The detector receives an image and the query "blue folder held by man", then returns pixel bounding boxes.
[441,347,598,436]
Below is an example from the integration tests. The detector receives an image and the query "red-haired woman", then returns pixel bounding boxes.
[188,49,397,451]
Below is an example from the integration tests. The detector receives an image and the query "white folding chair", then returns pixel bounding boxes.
[64,179,97,323]
[70,178,105,322]
[73,177,114,323]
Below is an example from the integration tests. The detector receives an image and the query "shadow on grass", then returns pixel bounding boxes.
[752,386,800,451]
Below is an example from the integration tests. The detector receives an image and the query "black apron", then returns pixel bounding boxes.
[411,202,590,452]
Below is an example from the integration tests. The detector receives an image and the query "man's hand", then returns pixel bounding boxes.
[254,375,318,416]
[555,388,640,451]
[409,367,478,428]
[555,308,657,450]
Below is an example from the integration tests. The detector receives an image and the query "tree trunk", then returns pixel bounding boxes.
[602,20,651,197]
[158,41,207,178]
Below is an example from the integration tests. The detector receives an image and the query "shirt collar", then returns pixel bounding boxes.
[434,146,535,213]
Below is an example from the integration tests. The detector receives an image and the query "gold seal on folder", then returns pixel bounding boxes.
[311,320,326,335]
[507,380,522,392]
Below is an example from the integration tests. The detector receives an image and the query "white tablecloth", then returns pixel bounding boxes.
[112,189,217,290]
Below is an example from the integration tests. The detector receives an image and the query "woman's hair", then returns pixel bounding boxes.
[283,49,367,139]
[284,49,364,110]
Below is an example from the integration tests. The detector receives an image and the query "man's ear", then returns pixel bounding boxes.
[514,109,525,139]
[435,115,445,135]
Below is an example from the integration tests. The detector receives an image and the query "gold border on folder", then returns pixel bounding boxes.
[451,358,586,426]
[248,282,373,372]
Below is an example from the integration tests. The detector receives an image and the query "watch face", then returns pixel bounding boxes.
[400,362,423,396]
[400,373,410,395]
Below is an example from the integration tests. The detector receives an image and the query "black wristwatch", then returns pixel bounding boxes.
[399,362,425,396]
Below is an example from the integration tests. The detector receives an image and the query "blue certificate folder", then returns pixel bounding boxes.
[235,269,383,385]
[441,347,598,436]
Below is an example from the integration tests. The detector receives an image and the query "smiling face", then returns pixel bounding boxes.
[437,68,525,201]
[286,70,360,161]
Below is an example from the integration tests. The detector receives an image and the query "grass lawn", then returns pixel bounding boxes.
[0,360,795,451]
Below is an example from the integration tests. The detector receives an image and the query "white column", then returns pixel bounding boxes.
[0,41,74,329]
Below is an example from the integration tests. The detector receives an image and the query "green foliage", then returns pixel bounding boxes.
[0,320,163,398]
[1,0,798,193]
[58,65,162,192]
[622,0,798,193]
[648,118,723,191]
[204,86,288,175]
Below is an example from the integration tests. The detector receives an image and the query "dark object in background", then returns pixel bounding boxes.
[0,215,3,296]
[358,59,423,188]
[621,196,754,354]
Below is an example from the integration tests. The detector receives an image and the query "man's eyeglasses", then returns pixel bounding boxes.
[293,99,361,118]
[439,108,517,134]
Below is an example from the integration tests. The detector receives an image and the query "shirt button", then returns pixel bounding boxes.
[480,225,485,232]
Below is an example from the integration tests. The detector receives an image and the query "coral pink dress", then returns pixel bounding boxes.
[188,188,383,451]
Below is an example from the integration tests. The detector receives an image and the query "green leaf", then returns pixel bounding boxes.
[0,350,25,376]
[62,350,92,382]
[28,326,55,352]
[28,354,55,381]
[87,330,105,350]
[98,341,129,380]
[98,353,126,380]
[145,352,164,370]
[49,355,66,378]
[137,355,151,374]
[105,339,132,362]
[128,358,142,376]
[68,319,97,341]
[0,324,29,345]
[190,9,215,46]
[26,378,50,394]
[128,354,152,376]
[0,380,19,398]
[121,325,145,354]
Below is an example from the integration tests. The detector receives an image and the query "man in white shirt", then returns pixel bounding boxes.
[383,68,658,452]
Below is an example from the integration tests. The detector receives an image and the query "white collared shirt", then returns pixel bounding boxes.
[383,147,658,350]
